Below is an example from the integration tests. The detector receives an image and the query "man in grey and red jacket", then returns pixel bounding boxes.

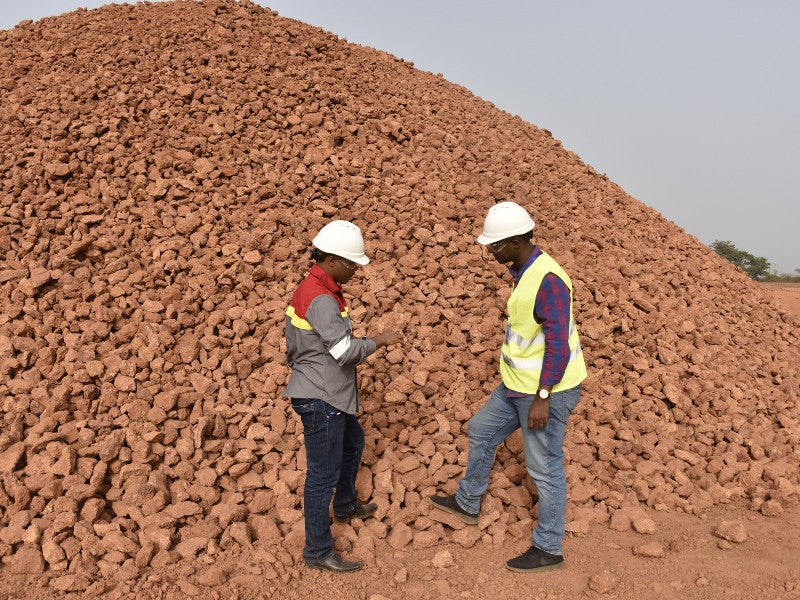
[284,219,402,573]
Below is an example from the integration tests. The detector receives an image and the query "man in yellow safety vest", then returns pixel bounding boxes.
[430,202,587,572]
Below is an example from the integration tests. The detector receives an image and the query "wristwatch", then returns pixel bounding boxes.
[537,389,550,400]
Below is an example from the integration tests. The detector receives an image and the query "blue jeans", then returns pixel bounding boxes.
[291,398,364,561]
[455,382,581,555]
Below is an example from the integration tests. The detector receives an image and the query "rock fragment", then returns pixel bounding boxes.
[713,520,748,543]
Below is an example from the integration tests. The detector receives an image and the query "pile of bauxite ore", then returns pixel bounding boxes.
[0,0,797,589]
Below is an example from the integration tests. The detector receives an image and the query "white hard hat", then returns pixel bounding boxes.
[476,201,535,245]
[312,220,370,265]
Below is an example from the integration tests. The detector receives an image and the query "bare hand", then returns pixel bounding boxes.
[528,398,549,429]
[372,330,403,348]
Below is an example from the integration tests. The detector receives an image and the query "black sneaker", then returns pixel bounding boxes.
[506,545,565,572]
[334,502,377,522]
[429,494,478,525]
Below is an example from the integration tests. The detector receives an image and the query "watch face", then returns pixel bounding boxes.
[538,389,549,399]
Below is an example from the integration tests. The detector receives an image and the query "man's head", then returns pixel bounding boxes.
[311,220,368,284]
[477,202,535,265]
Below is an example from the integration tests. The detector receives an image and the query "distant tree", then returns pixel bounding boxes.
[711,240,772,281]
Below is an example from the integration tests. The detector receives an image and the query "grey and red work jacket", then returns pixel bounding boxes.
[283,264,376,414]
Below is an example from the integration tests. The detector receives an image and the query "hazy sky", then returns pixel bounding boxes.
[2,1,798,273]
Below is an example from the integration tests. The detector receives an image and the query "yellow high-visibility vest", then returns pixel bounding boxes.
[499,251,587,394]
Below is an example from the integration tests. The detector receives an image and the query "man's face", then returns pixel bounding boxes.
[486,237,515,264]
[330,256,359,284]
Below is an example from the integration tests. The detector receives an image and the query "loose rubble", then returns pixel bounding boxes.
[0,0,798,588]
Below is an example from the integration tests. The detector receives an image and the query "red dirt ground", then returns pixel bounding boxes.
[0,499,798,599]
[767,283,800,321]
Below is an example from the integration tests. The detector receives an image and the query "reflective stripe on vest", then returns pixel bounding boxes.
[504,322,578,350]
[501,341,584,371]
[499,251,587,394]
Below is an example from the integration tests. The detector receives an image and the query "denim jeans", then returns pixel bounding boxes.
[455,382,582,555]
[291,398,364,561]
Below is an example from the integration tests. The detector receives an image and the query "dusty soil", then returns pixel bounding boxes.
[765,283,800,321]
[0,498,798,599]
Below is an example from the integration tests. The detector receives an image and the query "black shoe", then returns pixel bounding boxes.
[334,502,377,523]
[506,545,565,572]
[305,552,363,573]
[429,494,478,525]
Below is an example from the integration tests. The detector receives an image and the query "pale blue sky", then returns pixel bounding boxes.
[3,1,798,273]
